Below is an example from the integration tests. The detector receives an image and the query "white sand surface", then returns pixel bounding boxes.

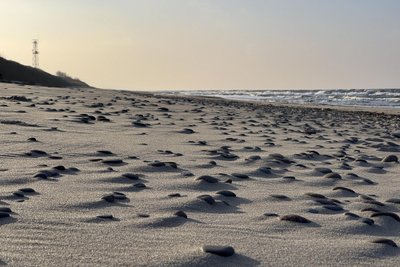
[0,83,399,266]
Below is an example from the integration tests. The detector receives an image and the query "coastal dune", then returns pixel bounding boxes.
[0,83,399,266]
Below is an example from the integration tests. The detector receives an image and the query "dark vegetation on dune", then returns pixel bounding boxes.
[0,57,90,88]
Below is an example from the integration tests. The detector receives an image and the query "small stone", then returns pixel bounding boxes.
[372,238,398,248]
[344,212,360,219]
[0,212,10,219]
[97,150,113,155]
[363,200,385,207]
[101,195,115,202]
[386,198,400,204]
[323,205,343,211]
[97,215,114,220]
[168,193,182,198]
[282,176,296,180]
[53,165,66,171]
[393,131,400,138]
[34,173,48,179]
[382,155,398,163]
[332,186,356,194]
[122,173,140,180]
[196,175,219,183]
[174,211,187,218]
[361,207,381,213]
[149,162,166,167]
[231,173,249,179]
[19,188,36,193]
[308,208,319,214]
[305,192,326,199]
[181,170,194,177]
[134,182,146,188]
[280,214,311,223]
[197,195,216,205]
[315,167,332,174]
[137,213,150,218]
[112,192,127,200]
[270,194,290,200]
[216,191,236,197]
[324,172,342,179]
[180,128,195,134]
[102,159,124,165]
[264,212,279,217]
[202,245,235,257]
[13,192,25,197]
[360,218,374,225]
[370,212,400,222]
[0,207,12,213]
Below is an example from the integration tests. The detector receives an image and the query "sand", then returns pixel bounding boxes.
[0,82,399,266]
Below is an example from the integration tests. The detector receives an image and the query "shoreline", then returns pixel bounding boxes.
[150,91,400,116]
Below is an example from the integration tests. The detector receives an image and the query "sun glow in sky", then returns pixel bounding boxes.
[1,0,400,90]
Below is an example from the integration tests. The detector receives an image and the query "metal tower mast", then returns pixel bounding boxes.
[32,39,39,68]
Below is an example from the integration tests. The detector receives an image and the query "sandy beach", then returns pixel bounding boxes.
[0,83,399,266]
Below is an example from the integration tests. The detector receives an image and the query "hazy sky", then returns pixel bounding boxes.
[1,0,400,90]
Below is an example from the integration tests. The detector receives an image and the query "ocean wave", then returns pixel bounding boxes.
[163,89,400,109]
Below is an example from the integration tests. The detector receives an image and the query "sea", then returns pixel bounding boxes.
[164,88,400,109]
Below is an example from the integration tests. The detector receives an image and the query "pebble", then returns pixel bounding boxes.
[202,245,235,257]
[332,186,356,194]
[18,187,36,193]
[231,173,249,179]
[168,193,182,198]
[324,172,342,179]
[370,212,400,222]
[363,200,385,207]
[282,176,296,180]
[308,209,319,214]
[372,238,398,248]
[315,167,332,174]
[197,195,216,205]
[0,212,10,219]
[134,182,146,188]
[174,211,188,218]
[0,207,12,213]
[102,159,124,165]
[101,192,128,203]
[386,198,400,204]
[382,155,398,163]
[280,214,311,223]
[216,191,236,197]
[97,215,114,220]
[137,213,150,218]
[270,194,291,200]
[360,218,374,225]
[13,192,25,198]
[323,205,343,211]
[344,212,360,219]
[53,165,66,171]
[264,212,279,217]
[305,192,326,199]
[196,175,219,183]
[122,173,140,180]
[180,128,195,134]
[149,162,166,167]
[181,170,194,177]
[97,150,113,155]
